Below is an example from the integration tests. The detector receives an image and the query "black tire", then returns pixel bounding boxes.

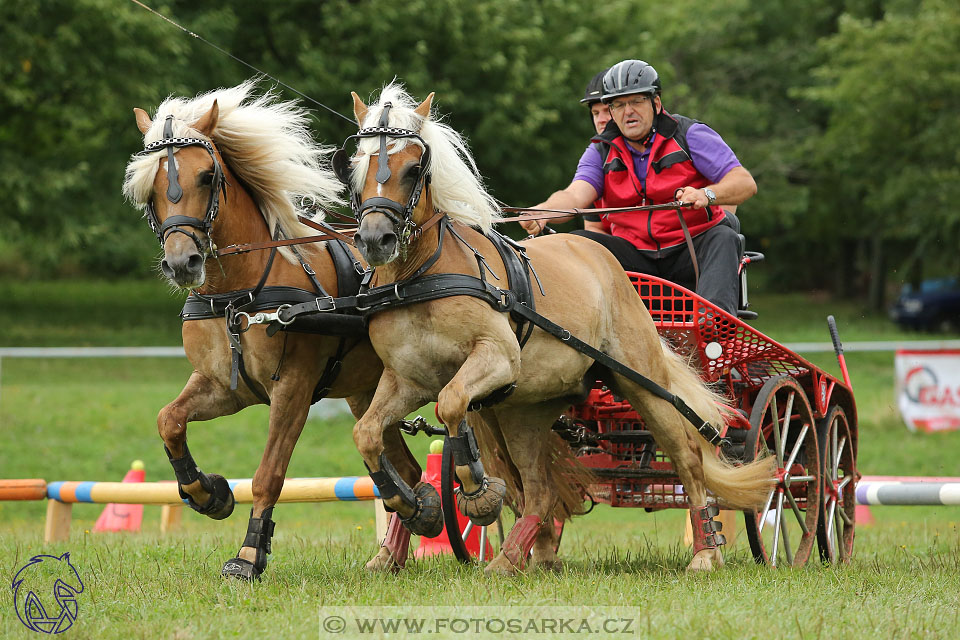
[816,405,857,563]
[440,437,501,563]
[742,375,821,567]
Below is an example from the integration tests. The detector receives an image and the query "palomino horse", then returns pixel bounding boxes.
[343,84,776,574]
[122,81,424,580]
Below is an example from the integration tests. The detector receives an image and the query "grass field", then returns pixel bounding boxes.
[2,279,959,639]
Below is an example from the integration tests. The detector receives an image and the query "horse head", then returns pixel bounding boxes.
[131,101,225,289]
[343,84,500,268]
[124,80,343,292]
[346,91,434,266]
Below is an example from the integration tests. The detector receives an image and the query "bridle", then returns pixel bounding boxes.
[331,103,433,247]
[143,115,227,255]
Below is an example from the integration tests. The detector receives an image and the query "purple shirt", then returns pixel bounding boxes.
[573,121,741,197]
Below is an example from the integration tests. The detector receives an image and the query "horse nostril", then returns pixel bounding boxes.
[381,232,397,249]
[160,259,175,279]
[186,253,203,272]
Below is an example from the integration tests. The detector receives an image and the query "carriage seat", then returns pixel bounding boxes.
[736,233,764,320]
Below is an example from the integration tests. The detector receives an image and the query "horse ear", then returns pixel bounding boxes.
[193,100,220,137]
[352,91,368,125]
[414,92,435,119]
[134,108,152,134]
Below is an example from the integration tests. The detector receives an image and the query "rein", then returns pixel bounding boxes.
[498,201,694,224]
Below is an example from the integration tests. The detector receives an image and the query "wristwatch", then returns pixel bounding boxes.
[703,188,717,206]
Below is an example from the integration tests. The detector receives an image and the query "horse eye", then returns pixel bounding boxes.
[198,171,214,186]
[403,165,422,183]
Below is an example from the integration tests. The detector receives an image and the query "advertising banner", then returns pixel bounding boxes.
[895,349,960,432]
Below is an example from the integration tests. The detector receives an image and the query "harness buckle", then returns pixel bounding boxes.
[393,283,403,301]
[315,296,336,312]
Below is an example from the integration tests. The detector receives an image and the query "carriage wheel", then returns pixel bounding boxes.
[816,405,856,563]
[440,437,503,563]
[743,375,821,567]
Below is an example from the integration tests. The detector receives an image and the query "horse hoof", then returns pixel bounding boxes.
[221,557,262,581]
[456,476,506,526]
[686,548,724,572]
[365,548,402,574]
[182,473,235,520]
[399,482,443,538]
[484,554,519,577]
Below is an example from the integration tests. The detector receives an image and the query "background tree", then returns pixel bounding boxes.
[1,0,957,307]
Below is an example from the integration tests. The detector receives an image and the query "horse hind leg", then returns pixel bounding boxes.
[618,382,724,571]
[482,411,556,577]
[158,372,245,521]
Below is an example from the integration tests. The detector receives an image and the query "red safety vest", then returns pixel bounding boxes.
[594,113,725,252]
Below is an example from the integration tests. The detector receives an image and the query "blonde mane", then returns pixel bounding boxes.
[351,83,501,231]
[122,79,342,260]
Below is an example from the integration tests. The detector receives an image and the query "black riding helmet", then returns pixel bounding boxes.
[601,59,661,102]
[580,69,607,105]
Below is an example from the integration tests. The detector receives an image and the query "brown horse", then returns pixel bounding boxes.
[344,84,776,574]
[122,81,424,580]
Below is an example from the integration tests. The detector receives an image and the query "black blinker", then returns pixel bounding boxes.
[332,148,351,185]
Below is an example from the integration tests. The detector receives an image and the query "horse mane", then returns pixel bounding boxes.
[352,83,502,231]
[122,78,343,260]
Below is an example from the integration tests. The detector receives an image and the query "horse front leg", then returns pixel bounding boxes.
[221,380,315,581]
[436,339,520,528]
[353,370,441,543]
[158,371,247,521]
[347,393,423,573]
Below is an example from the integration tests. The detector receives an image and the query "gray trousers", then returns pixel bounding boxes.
[571,214,740,314]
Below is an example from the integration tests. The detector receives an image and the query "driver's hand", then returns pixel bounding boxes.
[674,186,708,209]
[519,214,544,235]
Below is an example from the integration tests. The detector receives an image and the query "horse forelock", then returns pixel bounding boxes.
[122,79,344,262]
[351,82,502,231]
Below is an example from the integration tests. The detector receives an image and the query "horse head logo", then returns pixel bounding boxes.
[11,552,84,634]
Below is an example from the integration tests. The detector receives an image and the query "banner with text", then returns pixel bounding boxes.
[895,349,960,432]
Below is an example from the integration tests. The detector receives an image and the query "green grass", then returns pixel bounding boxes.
[2,280,960,638]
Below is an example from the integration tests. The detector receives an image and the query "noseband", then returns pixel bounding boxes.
[143,115,227,254]
[332,103,432,246]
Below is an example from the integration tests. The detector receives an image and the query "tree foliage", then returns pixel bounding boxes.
[1,0,957,303]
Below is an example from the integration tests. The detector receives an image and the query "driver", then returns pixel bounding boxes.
[520,59,756,314]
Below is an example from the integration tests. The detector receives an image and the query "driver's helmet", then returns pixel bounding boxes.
[601,60,661,103]
[580,69,607,105]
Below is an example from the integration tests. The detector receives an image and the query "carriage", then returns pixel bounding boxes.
[432,268,859,568]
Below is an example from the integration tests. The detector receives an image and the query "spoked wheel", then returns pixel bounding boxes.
[743,375,821,567]
[440,437,503,563]
[817,405,856,563]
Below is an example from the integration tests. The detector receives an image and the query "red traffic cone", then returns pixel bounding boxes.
[855,504,875,526]
[415,448,493,559]
[94,460,145,533]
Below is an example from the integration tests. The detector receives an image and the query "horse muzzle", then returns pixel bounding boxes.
[161,235,206,289]
[355,211,399,266]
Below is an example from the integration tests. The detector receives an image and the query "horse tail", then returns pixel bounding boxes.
[470,415,593,522]
[660,342,776,511]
